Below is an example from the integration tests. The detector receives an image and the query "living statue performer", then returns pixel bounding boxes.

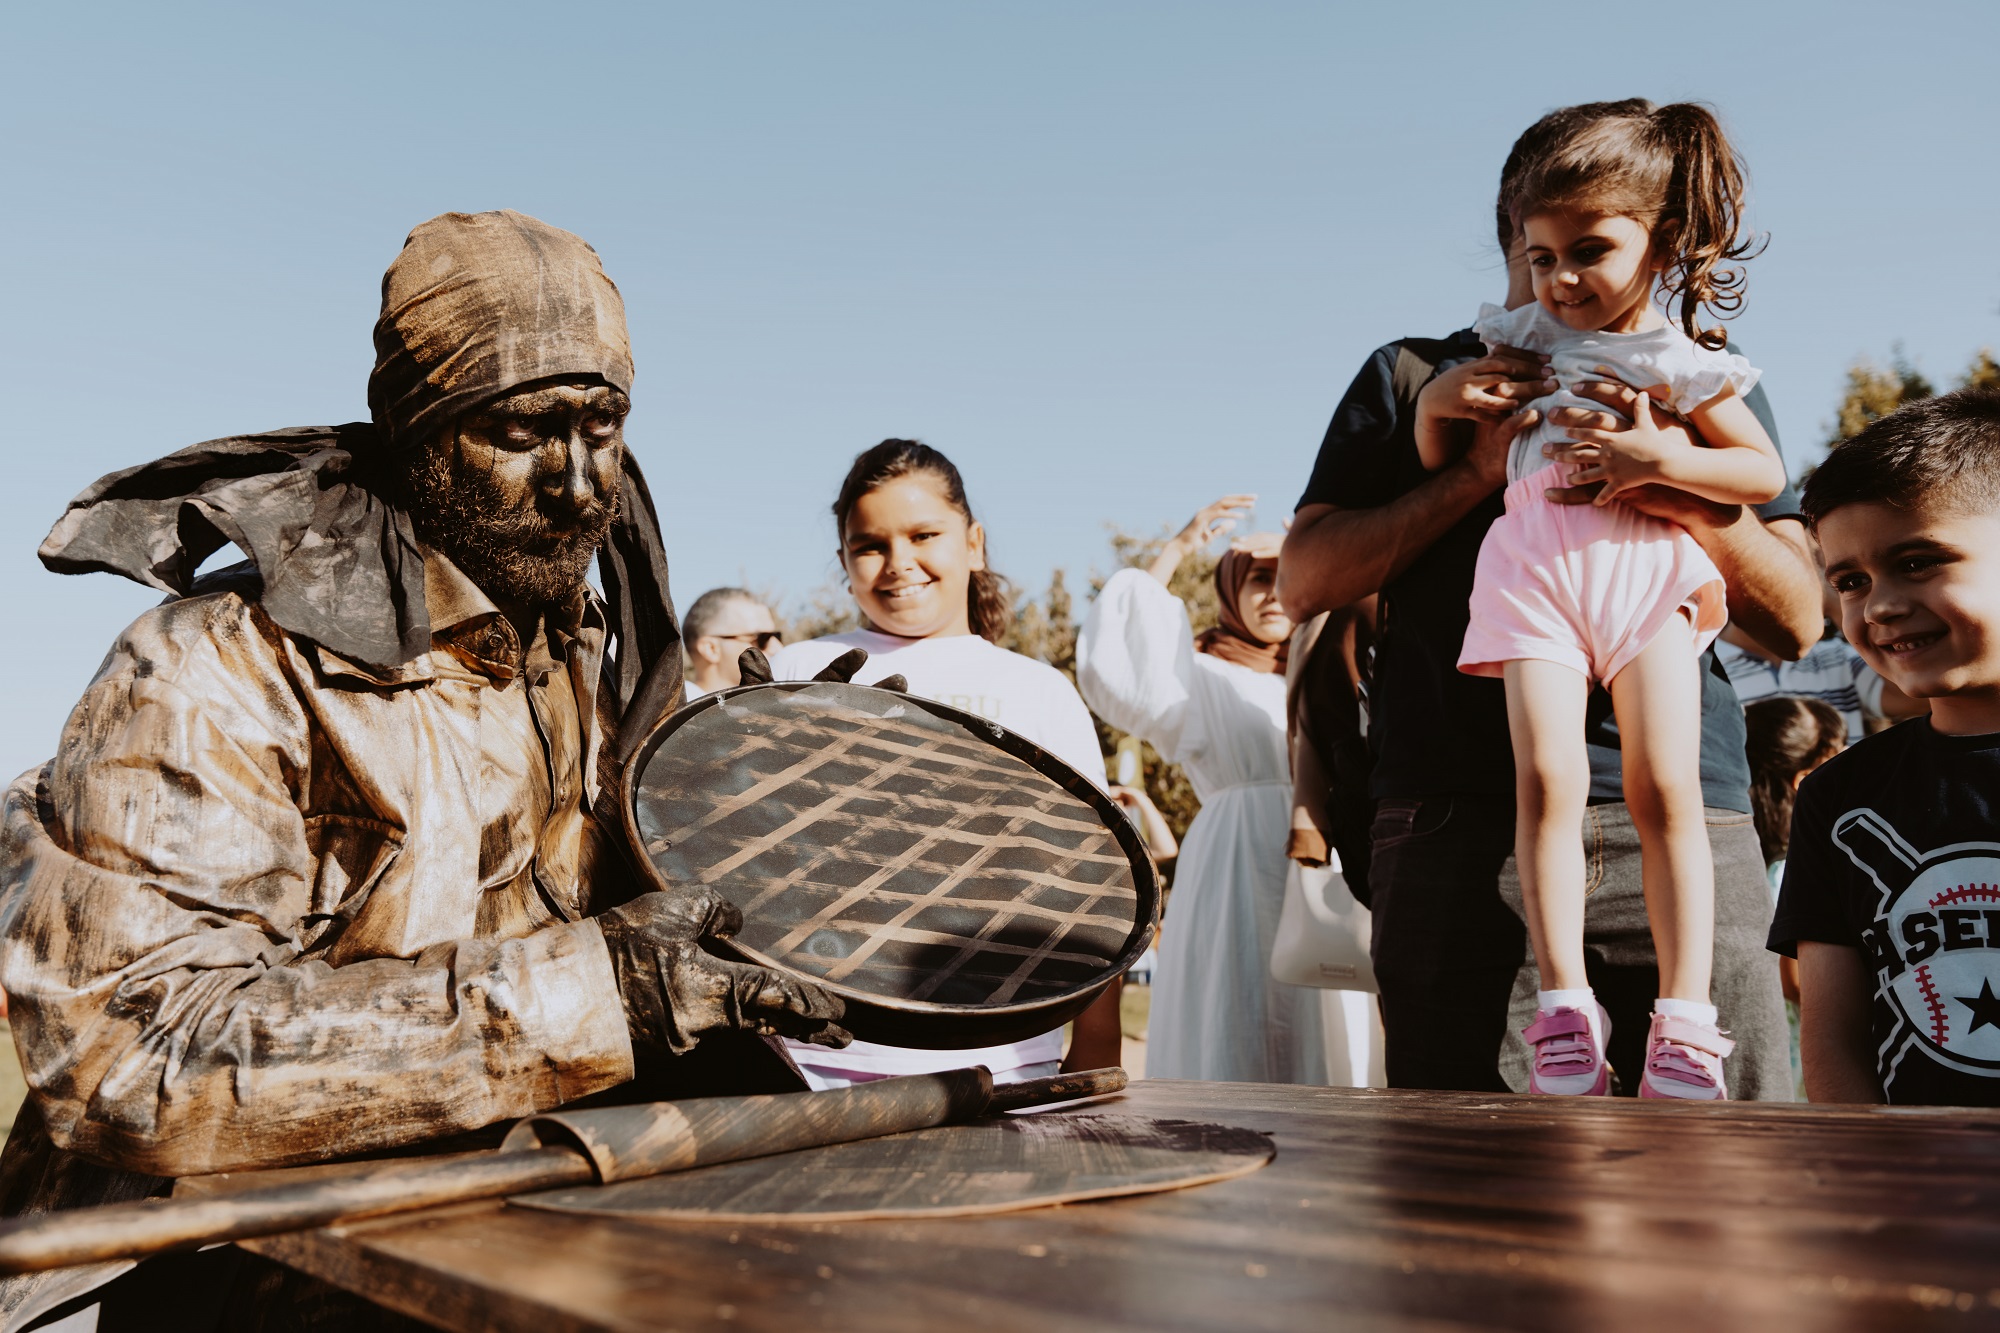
[0,210,849,1330]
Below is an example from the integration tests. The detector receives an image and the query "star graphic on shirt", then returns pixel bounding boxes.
[1954,978,2000,1036]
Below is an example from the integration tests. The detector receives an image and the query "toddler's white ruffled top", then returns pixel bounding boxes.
[1475,302,1761,483]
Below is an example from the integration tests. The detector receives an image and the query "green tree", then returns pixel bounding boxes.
[779,580,863,643]
[1827,347,1934,448]
[1965,348,2000,391]
[1000,570,1076,679]
[1827,346,1999,448]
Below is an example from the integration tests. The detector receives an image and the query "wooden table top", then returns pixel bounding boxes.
[242,1080,2000,1332]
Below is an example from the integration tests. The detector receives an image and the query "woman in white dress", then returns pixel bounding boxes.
[1078,497,1379,1085]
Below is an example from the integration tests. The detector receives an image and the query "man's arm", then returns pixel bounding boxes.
[1545,380,1823,660]
[1797,942,1885,1103]
[0,598,636,1179]
[1278,410,1531,620]
[1689,509,1822,661]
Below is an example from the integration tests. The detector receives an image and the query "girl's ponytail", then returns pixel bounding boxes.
[967,568,1016,645]
[1651,103,1762,350]
[832,438,1016,645]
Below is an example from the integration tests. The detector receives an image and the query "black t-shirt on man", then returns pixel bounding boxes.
[1771,721,2000,1107]
[1295,328,1799,811]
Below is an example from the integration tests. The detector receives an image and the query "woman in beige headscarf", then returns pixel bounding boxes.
[1078,497,1378,1086]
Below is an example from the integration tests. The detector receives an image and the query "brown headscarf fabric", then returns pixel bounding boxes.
[1194,548,1289,675]
[40,211,681,744]
[369,210,635,447]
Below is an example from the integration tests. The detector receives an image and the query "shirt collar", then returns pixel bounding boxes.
[422,548,596,683]
[423,549,503,638]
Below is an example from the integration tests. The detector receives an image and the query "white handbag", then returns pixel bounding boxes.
[1269,855,1378,993]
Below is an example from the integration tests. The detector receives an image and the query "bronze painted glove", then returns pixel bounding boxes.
[595,890,850,1055]
[735,646,904,692]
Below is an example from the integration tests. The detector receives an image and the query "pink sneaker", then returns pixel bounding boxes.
[1637,1013,1734,1100]
[1523,1005,1611,1095]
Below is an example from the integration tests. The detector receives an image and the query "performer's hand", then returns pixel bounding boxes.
[811,647,870,683]
[596,890,851,1054]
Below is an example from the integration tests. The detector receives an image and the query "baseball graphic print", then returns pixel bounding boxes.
[1839,810,2000,1078]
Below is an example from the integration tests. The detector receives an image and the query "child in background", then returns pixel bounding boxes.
[1418,102,1787,1099]
[770,439,1121,1088]
[1746,696,1847,902]
[1745,694,1846,1093]
[1719,628,1886,745]
[1773,388,2000,1105]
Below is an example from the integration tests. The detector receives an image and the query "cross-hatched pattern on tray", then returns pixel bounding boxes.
[636,688,1139,1008]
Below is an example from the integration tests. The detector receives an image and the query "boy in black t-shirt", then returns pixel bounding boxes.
[1773,388,2000,1104]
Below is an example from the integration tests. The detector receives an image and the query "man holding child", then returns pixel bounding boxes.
[1278,101,1824,1099]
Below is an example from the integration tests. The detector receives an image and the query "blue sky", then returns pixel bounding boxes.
[3,1,1996,777]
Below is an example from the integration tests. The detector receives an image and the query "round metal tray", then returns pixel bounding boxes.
[622,681,1158,1048]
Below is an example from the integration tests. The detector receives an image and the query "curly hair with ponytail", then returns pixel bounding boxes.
[832,439,1015,644]
[1505,100,1765,349]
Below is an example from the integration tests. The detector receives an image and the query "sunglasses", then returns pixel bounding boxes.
[714,631,784,650]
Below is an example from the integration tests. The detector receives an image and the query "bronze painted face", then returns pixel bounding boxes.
[402,377,628,608]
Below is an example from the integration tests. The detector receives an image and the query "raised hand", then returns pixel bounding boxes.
[1150,494,1256,585]
[1172,495,1256,551]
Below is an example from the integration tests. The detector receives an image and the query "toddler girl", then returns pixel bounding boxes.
[770,438,1119,1088]
[1418,102,1786,1099]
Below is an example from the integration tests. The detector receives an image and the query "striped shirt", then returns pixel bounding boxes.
[1717,635,1884,743]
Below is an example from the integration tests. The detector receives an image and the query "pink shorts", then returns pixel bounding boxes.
[1458,465,1727,684]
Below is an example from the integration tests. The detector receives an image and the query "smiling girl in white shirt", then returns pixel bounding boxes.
[771,438,1121,1087]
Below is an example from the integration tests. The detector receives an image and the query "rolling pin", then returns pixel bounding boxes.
[0,1065,1126,1274]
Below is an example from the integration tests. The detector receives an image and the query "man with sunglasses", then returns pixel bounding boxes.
[683,587,784,698]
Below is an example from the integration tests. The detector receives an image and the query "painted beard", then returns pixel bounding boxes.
[400,440,621,608]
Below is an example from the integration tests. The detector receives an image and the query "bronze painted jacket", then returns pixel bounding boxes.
[0,554,637,1198]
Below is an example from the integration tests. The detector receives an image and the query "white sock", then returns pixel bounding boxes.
[1537,987,1603,1049]
[1655,997,1718,1026]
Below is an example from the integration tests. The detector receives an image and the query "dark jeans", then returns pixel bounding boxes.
[1369,794,1792,1100]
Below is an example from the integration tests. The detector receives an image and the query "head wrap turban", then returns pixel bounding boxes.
[369,210,635,447]
[1194,548,1289,675]
[39,210,681,754]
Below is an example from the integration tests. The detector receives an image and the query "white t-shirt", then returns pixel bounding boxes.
[769,629,1110,1085]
